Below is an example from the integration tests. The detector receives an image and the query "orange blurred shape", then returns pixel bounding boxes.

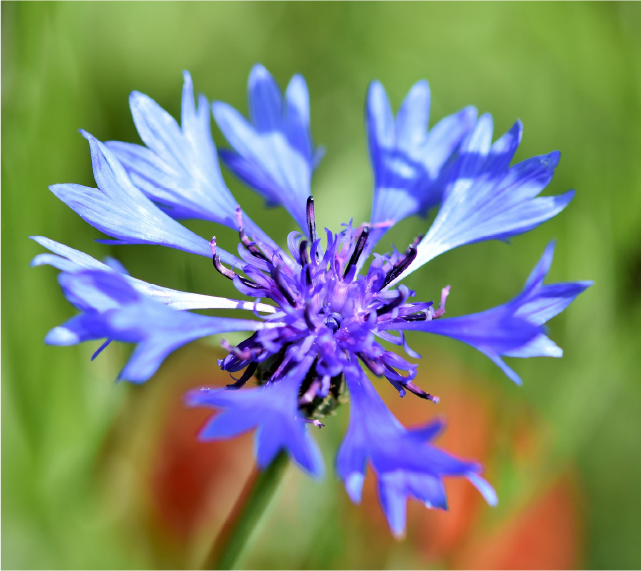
[149,382,254,543]
[455,477,581,570]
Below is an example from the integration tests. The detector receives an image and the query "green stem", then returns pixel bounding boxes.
[205,452,289,570]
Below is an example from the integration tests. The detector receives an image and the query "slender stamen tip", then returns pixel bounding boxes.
[209,236,217,256]
[428,394,440,404]
[235,206,243,230]
[433,285,451,319]
[306,195,317,242]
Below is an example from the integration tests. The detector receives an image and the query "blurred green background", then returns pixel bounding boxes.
[3,2,641,569]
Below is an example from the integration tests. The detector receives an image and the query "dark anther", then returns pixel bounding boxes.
[381,244,417,289]
[304,304,317,330]
[299,239,310,266]
[358,353,385,376]
[306,196,317,243]
[226,362,258,390]
[239,277,264,289]
[405,381,439,403]
[343,226,370,279]
[236,207,270,262]
[402,312,428,322]
[300,240,313,286]
[376,285,410,316]
[211,238,237,281]
[211,237,262,289]
[273,266,296,306]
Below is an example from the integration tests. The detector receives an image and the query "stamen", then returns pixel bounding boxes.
[273,266,296,306]
[211,237,262,289]
[210,237,236,281]
[235,207,270,263]
[299,240,310,266]
[226,362,258,390]
[343,226,370,279]
[376,285,410,316]
[269,352,294,381]
[433,285,451,319]
[304,304,317,330]
[299,240,313,286]
[358,353,385,376]
[402,312,427,322]
[411,234,424,248]
[306,196,317,243]
[405,381,440,403]
[381,244,417,289]
[302,418,325,429]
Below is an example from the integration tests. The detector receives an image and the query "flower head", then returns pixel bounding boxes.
[35,64,591,535]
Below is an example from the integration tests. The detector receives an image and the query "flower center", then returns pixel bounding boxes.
[209,199,442,416]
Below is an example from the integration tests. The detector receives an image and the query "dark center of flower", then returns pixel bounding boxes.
[209,198,443,418]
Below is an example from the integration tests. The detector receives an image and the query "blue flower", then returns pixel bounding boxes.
[337,365,497,537]
[392,116,575,283]
[30,235,276,313]
[186,355,324,478]
[213,64,324,232]
[367,80,477,250]
[50,132,240,265]
[384,241,592,385]
[45,269,270,382]
[105,71,279,252]
[36,65,591,535]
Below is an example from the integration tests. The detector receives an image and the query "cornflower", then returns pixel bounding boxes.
[33,64,591,537]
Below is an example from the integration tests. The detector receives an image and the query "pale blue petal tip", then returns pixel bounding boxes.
[45,327,79,345]
[345,472,365,503]
[468,473,498,507]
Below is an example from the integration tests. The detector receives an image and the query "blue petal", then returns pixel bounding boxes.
[105,72,278,253]
[512,241,593,326]
[337,365,493,536]
[387,242,592,383]
[403,306,540,357]
[46,270,268,382]
[50,133,240,266]
[213,64,322,233]
[397,117,574,280]
[30,236,275,313]
[367,80,477,250]
[407,417,446,443]
[249,64,284,132]
[186,358,325,478]
[377,472,408,538]
[467,473,498,507]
